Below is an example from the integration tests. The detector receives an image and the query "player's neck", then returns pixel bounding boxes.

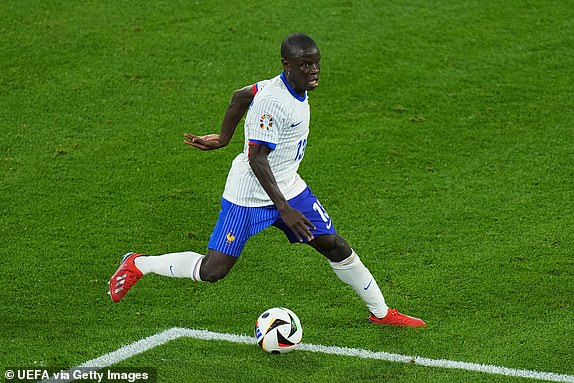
[281,72,306,99]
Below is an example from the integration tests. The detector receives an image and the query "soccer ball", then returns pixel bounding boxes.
[255,307,303,354]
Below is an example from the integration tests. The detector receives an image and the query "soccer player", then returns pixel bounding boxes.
[109,33,426,327]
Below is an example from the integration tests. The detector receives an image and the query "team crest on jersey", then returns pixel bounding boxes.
[259,114,273,130]
[226,231,236,245]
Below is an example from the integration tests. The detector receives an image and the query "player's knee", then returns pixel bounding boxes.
[315,234,336,250]
[199,261,233,282]
[200,266,230,282]
[310,234,351,262]
[199,251,237,282]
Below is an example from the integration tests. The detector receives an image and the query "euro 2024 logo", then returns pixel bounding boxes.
[259,114,273,130]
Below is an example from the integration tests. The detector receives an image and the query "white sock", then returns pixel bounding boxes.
[134,251,204,281]
[329,250,389,318]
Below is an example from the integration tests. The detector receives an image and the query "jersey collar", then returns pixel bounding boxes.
[280,72,307,102]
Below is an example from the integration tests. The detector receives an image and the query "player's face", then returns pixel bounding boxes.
[283,47,321,96]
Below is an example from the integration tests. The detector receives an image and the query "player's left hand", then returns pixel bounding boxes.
[184,133,226,150]
[280,206,316,242]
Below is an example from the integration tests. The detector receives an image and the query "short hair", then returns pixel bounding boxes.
[281,33,319,59]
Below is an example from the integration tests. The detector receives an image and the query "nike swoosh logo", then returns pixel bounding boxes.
[290,121,303,128]
[169,265,175,277]
[326,219,332,230]
[364,278,373,290]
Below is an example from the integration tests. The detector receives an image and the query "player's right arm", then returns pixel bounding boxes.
[184,84,256,151]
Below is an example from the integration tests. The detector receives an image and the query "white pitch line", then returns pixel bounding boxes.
[70,327,573,383]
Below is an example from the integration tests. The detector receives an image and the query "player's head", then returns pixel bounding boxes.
[281,33,321,95]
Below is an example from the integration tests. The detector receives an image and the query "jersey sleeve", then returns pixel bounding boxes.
[252,79,271,95]
[245,96,285,150]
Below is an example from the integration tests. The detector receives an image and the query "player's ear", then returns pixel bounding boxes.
[281,58,291,73]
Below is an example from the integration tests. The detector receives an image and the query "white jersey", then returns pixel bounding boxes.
[223,73,310,207]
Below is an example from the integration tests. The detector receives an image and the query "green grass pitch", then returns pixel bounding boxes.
[1,1,573,382]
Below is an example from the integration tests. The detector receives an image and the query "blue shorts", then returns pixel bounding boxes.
[208,186,337,257]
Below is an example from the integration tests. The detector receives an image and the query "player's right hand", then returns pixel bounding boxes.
[184,133,226,150]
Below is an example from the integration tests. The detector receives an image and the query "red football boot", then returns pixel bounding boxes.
[369,308,426,327]
[109,252,143,302]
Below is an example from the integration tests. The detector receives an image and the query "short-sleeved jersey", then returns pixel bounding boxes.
[222,72,310,207]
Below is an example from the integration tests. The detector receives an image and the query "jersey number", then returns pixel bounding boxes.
[295,139,307,161]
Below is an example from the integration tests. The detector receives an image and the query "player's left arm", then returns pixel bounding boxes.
[248,143,315,242]
[184,84,255,150]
